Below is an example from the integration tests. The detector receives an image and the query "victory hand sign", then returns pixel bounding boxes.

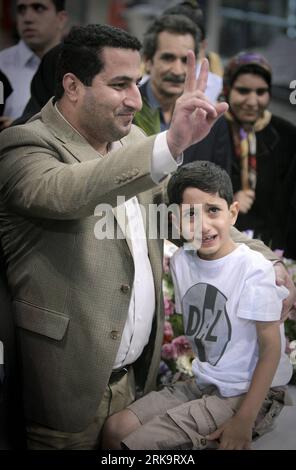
[167,51,228,158]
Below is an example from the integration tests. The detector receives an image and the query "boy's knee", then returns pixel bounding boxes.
[102,409,141,449]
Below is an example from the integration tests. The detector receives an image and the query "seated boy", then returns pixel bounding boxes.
[102,161,292,450]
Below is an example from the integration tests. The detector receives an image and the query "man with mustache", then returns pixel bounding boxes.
[134,14,232,172]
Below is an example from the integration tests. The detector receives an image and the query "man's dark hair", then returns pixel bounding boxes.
[52,0,66,12]
[55,24,142,100]
[142,14,200,61]
[163,1,206,41]
[167,161,234,207]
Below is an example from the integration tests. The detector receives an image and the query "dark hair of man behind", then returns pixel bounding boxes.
[52,0,66,11]
[142,14,199,61]
[167,161,234,206]
[163,1,206,40]
[55,24,142,100]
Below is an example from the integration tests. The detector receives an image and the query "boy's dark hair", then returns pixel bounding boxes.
[142,14,200,61]
[52,0,66,11]
[167,161,234,207]
[55,24,142,100]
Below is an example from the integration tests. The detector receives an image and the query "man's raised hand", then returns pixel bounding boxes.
[167,50,228,158]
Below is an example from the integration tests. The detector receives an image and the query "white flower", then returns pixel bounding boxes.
[176,355,194,376]
[290,340,296,351]
[290,349,296,366]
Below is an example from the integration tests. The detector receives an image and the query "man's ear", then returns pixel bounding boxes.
[62,73,81,102]
[57,10,68,33]
[230,201,239,225]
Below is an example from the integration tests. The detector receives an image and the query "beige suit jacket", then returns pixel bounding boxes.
[0,101,277,432]
[0,100,165,432]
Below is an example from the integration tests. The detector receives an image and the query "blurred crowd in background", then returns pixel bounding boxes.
[1,0,295,121]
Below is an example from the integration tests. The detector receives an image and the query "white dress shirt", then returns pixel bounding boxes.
[55,103,181,369]
[113,132,181,368]
[0,40,40,119]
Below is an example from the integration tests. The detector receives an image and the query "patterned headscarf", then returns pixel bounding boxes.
[222,51,272,101]
[222,52,273,191]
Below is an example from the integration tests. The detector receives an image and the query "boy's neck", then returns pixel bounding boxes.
[196,239,238,261]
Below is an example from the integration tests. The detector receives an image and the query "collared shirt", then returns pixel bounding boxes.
[54,103,182,369]
[114,133,181,368]
[145,80,168,132]
[195,62,222,103]
[146,78,170,131]
[114,134,181,366]
[0,40,40,119]
[145,79,221,134]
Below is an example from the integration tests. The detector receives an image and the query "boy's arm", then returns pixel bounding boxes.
[231,227,296,319]
[207,320,281,450]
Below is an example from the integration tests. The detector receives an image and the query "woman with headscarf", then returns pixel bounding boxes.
[222,52,296,257]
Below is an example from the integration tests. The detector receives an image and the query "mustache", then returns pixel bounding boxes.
[117,107,136,114]
[163,74,185,84]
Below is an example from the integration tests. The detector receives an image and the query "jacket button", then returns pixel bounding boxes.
[120,284,130,293]
[110,330,120,340]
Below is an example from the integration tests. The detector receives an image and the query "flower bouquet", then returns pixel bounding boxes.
[158,241,195,386]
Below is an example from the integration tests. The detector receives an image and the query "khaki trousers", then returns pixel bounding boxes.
[123,378,286,450]
[27,367,135,450]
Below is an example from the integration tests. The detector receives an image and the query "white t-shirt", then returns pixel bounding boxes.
[170,243,292,397]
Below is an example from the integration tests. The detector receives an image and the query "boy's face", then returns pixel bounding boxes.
[180,187,238,260]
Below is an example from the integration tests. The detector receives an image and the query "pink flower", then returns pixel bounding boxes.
[285,336,292,354]
[161,342,178,360]
[172,335,193,357]
[164,297,175,316]
[163,320,174,343]
[163,255,170,274]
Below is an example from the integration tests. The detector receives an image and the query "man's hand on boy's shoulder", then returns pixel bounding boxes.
[274,262,296,321]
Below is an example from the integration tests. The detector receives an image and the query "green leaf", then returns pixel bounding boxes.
[169,314,185,337]
[134,98,161,136]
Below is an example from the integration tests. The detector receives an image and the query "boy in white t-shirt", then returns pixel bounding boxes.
[102,161,292,450]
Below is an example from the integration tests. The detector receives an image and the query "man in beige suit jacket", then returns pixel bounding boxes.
[0,24,294,450]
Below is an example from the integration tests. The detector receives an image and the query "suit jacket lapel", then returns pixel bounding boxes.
[41,99,104,163]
